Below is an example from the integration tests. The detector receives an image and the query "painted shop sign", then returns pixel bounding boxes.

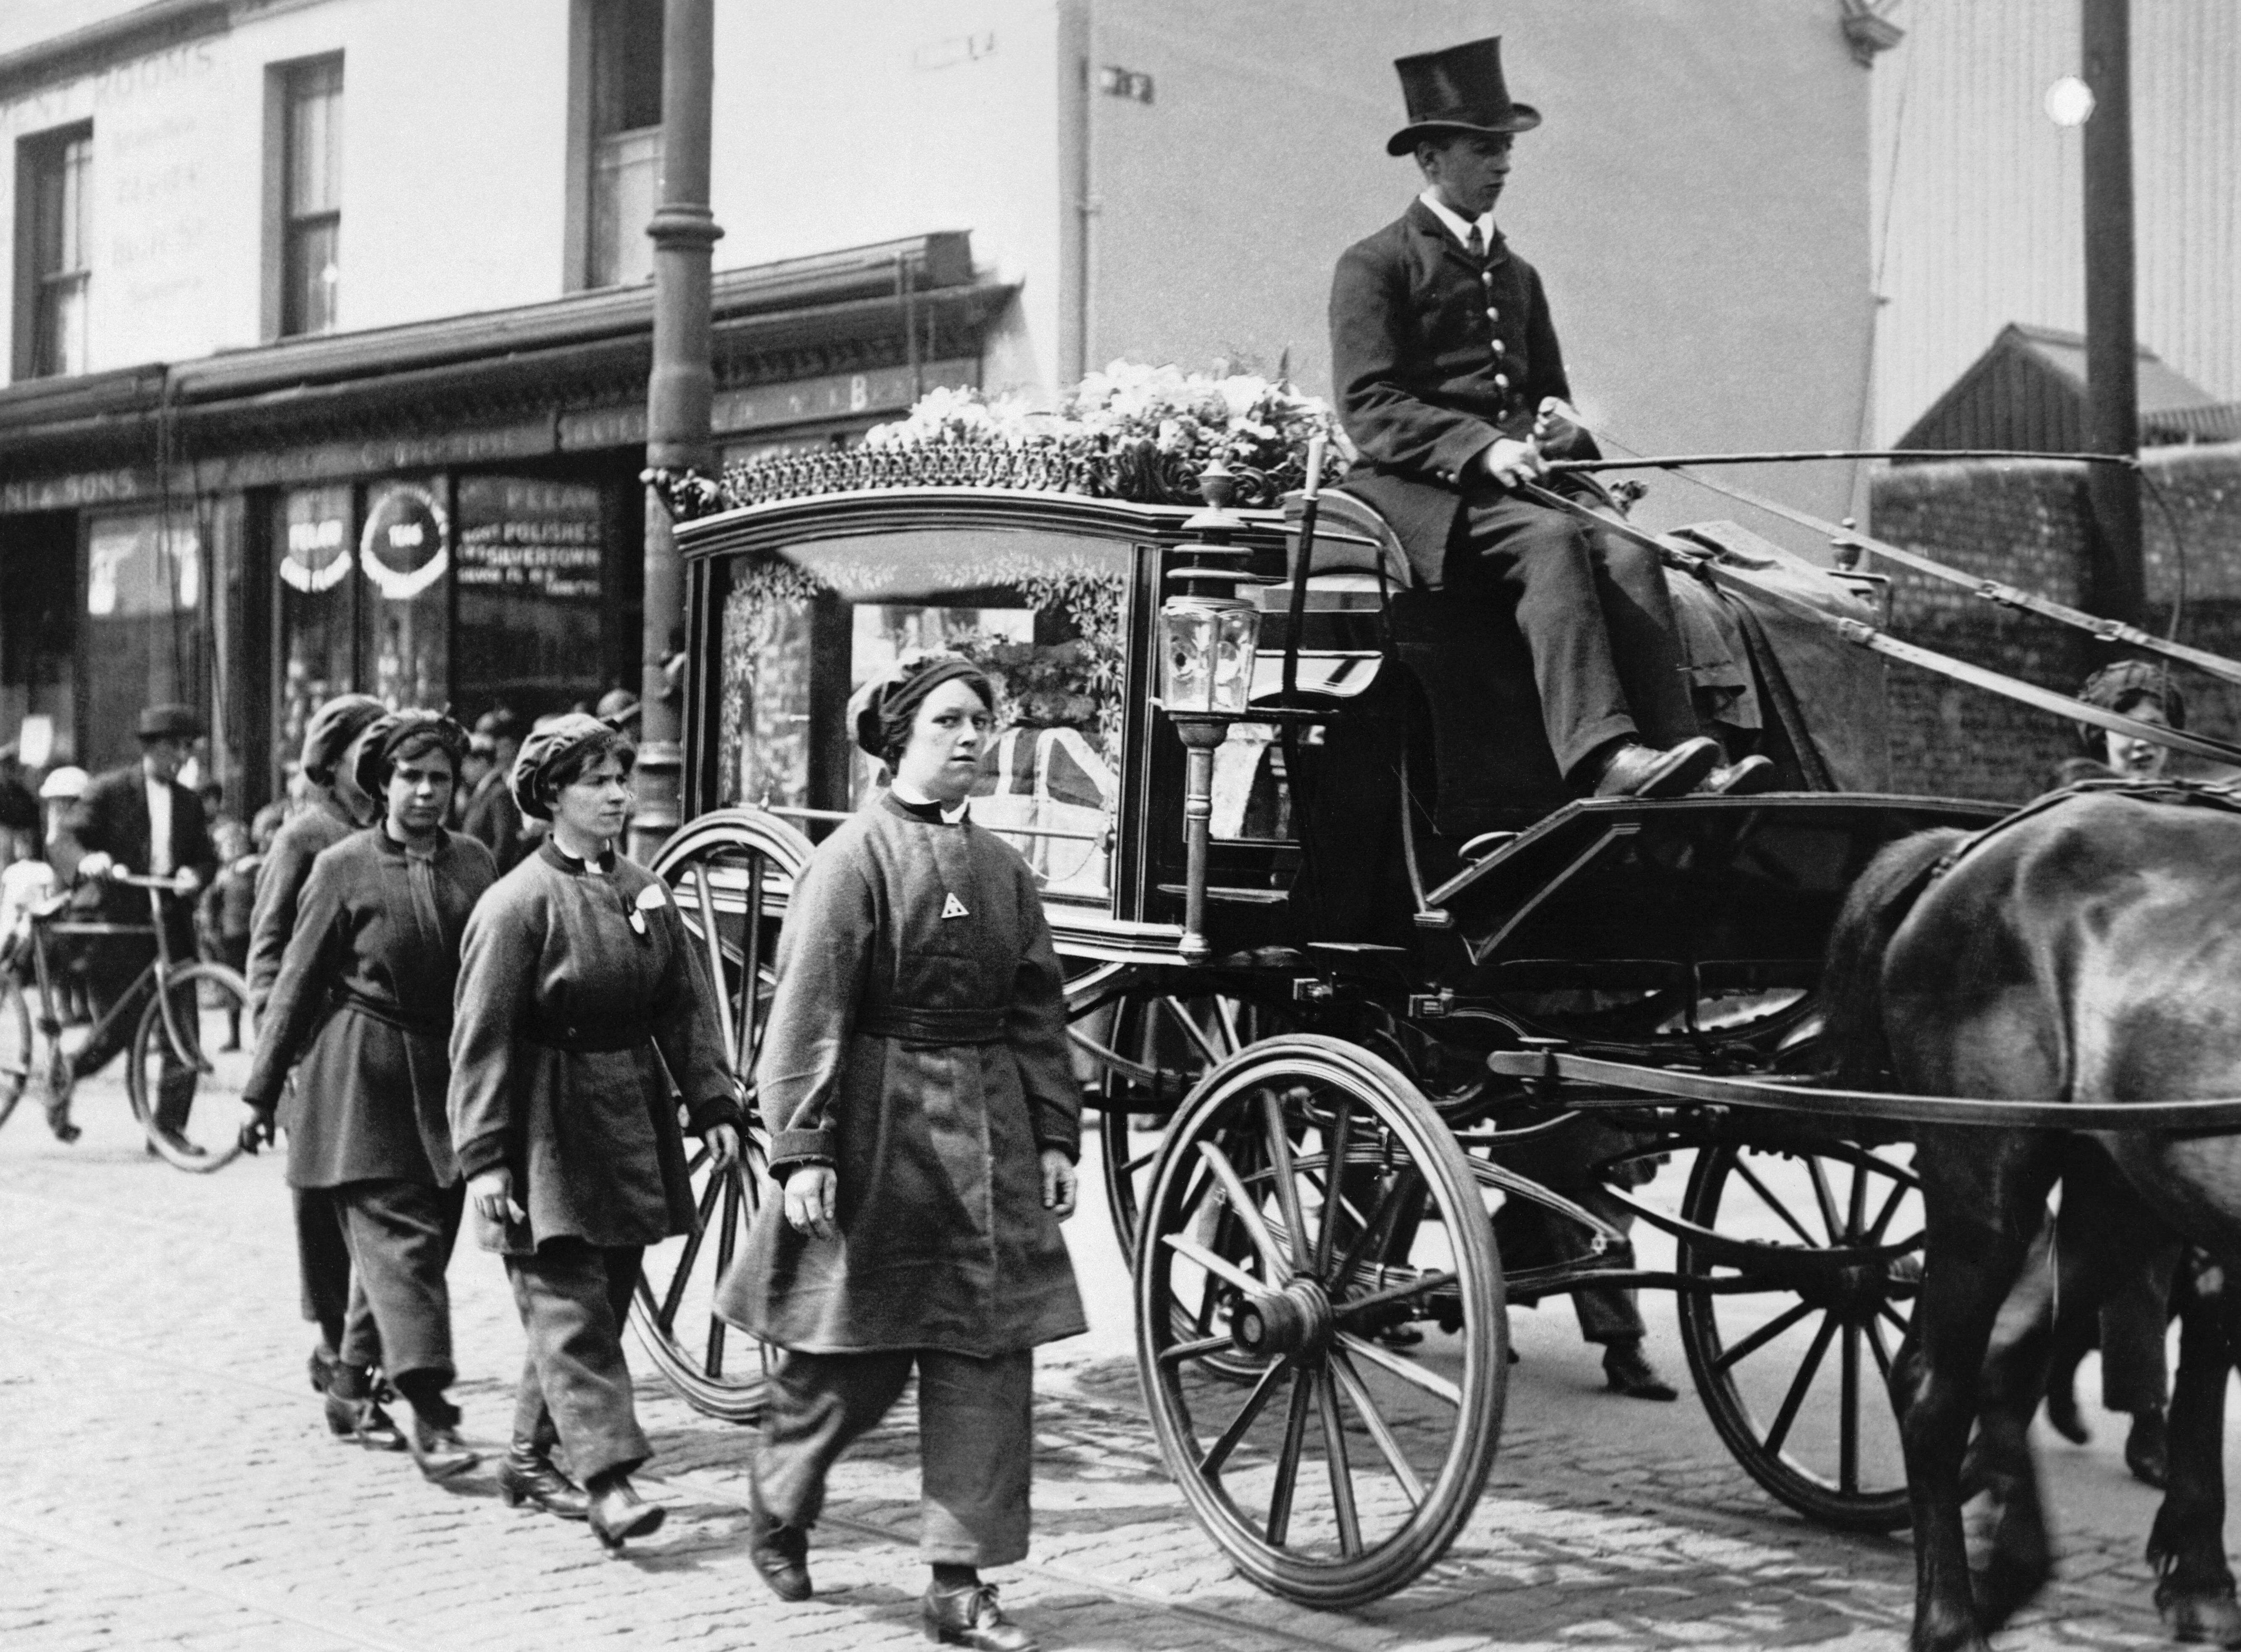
[360,481,449,601]
[456,477,603,602]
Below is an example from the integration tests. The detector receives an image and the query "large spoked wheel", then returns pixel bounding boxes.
[1077,985,1288,1272]
[0,973,32,1130]
[1677,1137,1922,1531]
[129,963,253,1173]
[1138,1034,1506,1607]
[631,808,813,1424]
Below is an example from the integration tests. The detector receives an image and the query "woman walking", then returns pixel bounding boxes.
[719,653,1085,1652]
[448,714,740,1551]
[242,710,491,1481]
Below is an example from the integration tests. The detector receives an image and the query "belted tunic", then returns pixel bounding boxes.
[448,837,739,1257]
[243,826,495,1189]
[719,792,1087,1357]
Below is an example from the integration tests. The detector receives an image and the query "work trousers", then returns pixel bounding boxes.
[757,1347,1034,1567]
[2050,1152,2183,1412]
[506,1239,649,1484]
[335,1178,463,1404]
[295,1184,379,1363]
[71,938,195,1133]
[1449,492,1700,780]
[1492,1184,1647,1345]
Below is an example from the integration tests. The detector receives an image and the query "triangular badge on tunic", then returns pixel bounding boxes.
[941,892,970,920]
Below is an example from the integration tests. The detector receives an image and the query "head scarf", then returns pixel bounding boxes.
[352,710,470,805]
[2076,660,2184,752]
[509,712,630,821]
[848,652,995,763]
[299,694,385,785]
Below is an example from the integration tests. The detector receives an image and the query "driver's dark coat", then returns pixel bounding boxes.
[1330,198,1594,587]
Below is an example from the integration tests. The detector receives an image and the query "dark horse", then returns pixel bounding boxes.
[1821,787,2241,1652]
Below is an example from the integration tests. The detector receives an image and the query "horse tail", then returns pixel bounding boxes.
[1819,828,1968,1087]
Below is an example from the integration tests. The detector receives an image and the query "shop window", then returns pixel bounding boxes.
[0,513,78,767]
[358,479,448,710]
[274,485,356,771]
[82,510,203,773]
[455,476,607,723]
[13,122,92,380]
[271,56,343,339]
[584,0,663,288]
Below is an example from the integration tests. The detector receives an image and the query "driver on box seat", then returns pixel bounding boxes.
[1330,36,1772,801]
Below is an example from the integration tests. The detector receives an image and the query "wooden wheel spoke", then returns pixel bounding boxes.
[1803,1155,1845,1244]
[1259,1087,1314,1275]
[1264,1369,1316,1547]
[1330,1349,1426,1506]
[737,858,767,1076]
[1165,1234,1267,1298]
[1316,1366,1364,1557]
[1213,996,1244,1056]
[1197,1355,1293,1477]
[658,1173,727,1331]
[1119,1142,1164,1176]
[1879,1304,1912,1340]
[1711,1297,1817,1376]
[1334,1167,1423,1289]
[687,865,737,1065]
[1333,1269,1456,1323]
[1196,1141,1292,1282]
[1315,1099,1354,1276]
[1764,1311,1841,1456]
[1839,1320,1862,1493]
[1335,1332,1462,1407]
[1864,1315,1897,1382]
[1865,1176,1913,1244]
[1729,1156,1820,1247]
[1159,996,1224,1067]
[706,1310,728,1378]
[1159,1334,1235,1369]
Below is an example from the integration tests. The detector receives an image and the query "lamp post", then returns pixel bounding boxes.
[632,0,723,863]
[1156,463,1261,965]
[2080,0,2144,628]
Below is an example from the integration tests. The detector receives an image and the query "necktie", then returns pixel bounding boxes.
[1466,224,1485,265]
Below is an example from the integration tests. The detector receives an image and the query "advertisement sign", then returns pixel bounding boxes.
[456,477,603,601]
[360,480,448,600]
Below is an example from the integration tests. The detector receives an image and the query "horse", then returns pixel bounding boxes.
[1818,785,2241,1652]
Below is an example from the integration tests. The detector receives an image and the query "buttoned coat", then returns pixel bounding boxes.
[243,827,495,1189]
[62,763,216,948]
[246,789,360,1011]
[717,794,1087,1358]
[448,839,739,1257]
[1330,199,1595,587]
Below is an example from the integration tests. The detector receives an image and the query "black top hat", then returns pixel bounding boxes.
[1387,36,1541,157]
[136,702,202,742]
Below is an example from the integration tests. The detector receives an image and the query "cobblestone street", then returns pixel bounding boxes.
[0,1071,2220,1651]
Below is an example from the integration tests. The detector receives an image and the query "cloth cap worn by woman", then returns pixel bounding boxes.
[302,694,387,787]
[2075,660,2185,752]
[847,652,994,769]
[508,712,628,822]
[352,710,470,803]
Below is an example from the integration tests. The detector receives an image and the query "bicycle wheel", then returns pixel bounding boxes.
[129,962,253,1172]
[0,973,31,1130]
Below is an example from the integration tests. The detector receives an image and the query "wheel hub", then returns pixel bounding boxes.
[1231,1277,1334,1360]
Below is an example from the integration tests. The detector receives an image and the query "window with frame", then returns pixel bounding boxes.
[16,123,92,379]
[585,0,663,288]
[278,57,343,337]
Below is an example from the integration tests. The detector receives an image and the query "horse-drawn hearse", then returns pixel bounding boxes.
[616,405,2241,1615]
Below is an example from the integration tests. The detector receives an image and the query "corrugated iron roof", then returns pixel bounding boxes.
[1897,322,2239,453]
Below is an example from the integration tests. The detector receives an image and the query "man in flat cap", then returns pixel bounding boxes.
[1330,36,1769,800]
[51,702,217,1145]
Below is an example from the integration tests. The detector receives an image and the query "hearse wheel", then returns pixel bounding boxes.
[1676,1138,1922,1531]
[630,808,813,1425]
[1137,1035,1506,1607]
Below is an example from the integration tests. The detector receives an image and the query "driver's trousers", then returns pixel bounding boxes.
[1447,491,1700,782]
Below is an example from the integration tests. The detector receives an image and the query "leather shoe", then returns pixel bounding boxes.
[747,1482,812,1601]
[2044,1373,2091,1446]
[408,1415,479,1481]
[326,1392,407,1451]
[308,1346,336,1397]
[2126,1405,2169,1489]
[1701,755,1778,796]
[1591,737,1720,800]
[1603,1340,1680,1402]
[924,1581,1038,1652]
[587,1473,666,1552]
[499,1439,589,1520]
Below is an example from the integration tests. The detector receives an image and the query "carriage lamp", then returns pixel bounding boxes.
[1157,461,1264,964]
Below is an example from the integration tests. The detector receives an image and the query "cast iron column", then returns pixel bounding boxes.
[2081,0,2144,627]
[632,0,723,861]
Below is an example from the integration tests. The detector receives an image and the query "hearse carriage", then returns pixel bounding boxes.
[626,435,2010,1607]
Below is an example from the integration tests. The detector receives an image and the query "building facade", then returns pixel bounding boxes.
[0,0,1883,808]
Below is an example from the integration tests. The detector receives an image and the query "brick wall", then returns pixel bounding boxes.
[1867,441,2241,802]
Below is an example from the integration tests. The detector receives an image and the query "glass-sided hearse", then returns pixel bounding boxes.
[628,448,2002,1607]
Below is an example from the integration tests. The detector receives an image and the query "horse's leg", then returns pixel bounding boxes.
[1899,1125,2062,1652]
[1970,1213,2062,1630]
[2147,1255,2241,1646]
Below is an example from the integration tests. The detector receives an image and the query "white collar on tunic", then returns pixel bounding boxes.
[1418,187,1496,253]
[889,779,968,824]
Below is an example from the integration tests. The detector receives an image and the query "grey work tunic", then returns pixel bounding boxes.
[448,838,739,1256]
[243,827,496,1189]
[718,793,1086,1358]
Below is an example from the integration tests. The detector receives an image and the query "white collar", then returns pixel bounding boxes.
[890,779,968,824]
[1418,188,1496,253]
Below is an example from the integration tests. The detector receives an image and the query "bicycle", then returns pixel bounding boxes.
[0,870,255,1171]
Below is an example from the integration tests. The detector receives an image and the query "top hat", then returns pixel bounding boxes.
[1387,36,1541,156]
[136,702,202,742]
